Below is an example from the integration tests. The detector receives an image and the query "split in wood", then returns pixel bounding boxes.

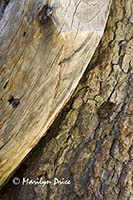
[0,0,10,20]
[3,80,9,89]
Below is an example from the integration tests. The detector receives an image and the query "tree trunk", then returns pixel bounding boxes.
[0,0,111,186]
[0,0,133,199]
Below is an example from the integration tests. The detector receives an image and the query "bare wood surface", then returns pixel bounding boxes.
[0,0,111,185]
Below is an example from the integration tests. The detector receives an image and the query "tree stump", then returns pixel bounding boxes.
[0,0,111,186]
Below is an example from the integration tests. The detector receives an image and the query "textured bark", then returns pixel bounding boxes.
[0,0,133,199]
[0,0,111,185]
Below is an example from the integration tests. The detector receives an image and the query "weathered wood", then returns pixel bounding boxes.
[0,0,111,186]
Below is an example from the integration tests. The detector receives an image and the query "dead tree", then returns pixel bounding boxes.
[0,0,111,186]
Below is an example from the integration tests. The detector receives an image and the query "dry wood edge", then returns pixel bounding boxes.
[0,0,111,186]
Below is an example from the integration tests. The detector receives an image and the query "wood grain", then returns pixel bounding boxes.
[0,0,111,186]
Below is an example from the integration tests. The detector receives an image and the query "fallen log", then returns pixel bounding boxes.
[0,0,111,186]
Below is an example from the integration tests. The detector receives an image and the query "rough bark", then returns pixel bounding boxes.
[0,0,111,185]
[0,0,133,199]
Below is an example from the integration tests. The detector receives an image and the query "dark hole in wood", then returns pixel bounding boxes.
[38,4,53,25]
[3,80,9,89]
[23,32,26,37]
[8,95,20,108]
